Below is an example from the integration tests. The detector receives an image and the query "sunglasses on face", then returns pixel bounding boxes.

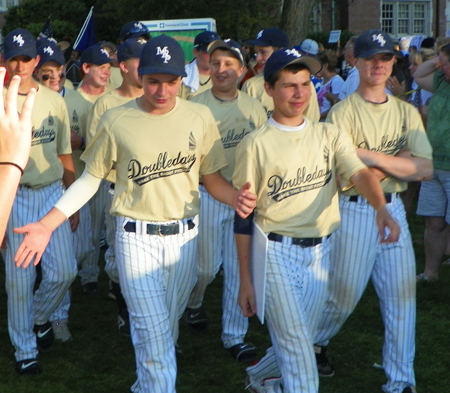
[41,72,65,81]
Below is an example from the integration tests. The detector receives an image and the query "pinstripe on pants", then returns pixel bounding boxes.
[5,181,77,361]
[263,236,331,393]
[115,216,198,393]
[188,186,248,348]
[315,194,416,393]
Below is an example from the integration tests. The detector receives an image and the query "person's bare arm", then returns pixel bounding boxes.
[0,70,36,240]
[414,56,439,93]
[356,148,433,182]
[202,171,256,218]
[350,168,400,243]
[59,153,79,232]
[235,233,256,317]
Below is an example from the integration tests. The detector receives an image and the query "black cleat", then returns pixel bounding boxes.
[184,306,208,333]
[315,345,335,377]
[16,358,41,375]
[34,321,54,352]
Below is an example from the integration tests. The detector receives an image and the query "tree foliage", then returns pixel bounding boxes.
[3,0,88,40]
[3,0,314,47]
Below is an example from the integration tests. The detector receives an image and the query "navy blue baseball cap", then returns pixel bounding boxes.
[35,37,58,49]
[3,28,37,61]
[120,21,150,41]
[37,42,65,69]
[354,30,394,58]
[207,39,245,65]
[194,31,221,51]
[247,28,289,48]
[80,44,114,65]
[264,48,322,82]
[138,35,187,77]
[117,38,146,63]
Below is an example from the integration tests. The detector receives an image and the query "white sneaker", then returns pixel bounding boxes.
[51,321,72,342]
[245,374,282,393]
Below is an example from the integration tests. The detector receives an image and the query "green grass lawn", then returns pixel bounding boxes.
[1,211,449,392]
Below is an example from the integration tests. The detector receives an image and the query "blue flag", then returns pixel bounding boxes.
[38,17,53,40]
[74,7,96,51]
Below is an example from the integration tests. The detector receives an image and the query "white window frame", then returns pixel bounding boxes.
[381,1,431,38]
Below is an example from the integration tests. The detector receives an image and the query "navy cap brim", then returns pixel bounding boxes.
[138,66,187,78]
[356,48,395,58]
[246,39,270,47]
[264,56,322,82]
[207,40,245,65]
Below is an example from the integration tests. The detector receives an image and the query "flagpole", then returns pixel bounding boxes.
[73,6,94,50]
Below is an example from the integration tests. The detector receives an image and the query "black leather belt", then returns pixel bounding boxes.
[110,183,115,190]
[348,193,397,203]
[124,220,195,236]
[268,232,330,248]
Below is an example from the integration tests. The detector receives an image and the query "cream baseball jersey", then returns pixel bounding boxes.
[86,89,136,146]
[241,73,320,121]
[6,85,72,188]
[63,88,92,179]
[191,89,266,182]
[233,119,366,238]
[327,93,433,195]
[81,97,227,221]
[178,74,212,100]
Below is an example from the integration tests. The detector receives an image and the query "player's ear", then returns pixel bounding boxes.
[264,81,274,98]
[119,61,128,74]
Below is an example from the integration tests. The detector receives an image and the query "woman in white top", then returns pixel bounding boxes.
[316,50,344,120]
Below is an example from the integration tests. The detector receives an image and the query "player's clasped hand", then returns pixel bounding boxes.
[234,182,257,218]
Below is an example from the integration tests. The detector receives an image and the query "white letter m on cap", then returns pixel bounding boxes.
[156,46,171,63]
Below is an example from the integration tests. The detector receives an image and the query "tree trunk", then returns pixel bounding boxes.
[280,0,316,47]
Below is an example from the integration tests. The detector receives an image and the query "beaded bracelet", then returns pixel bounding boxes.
[0,161,24,175]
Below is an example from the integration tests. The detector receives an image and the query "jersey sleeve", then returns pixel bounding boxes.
[81,112,117,179]
[404,104,433,160]
[232,134,259,195]
[198,109,228,176]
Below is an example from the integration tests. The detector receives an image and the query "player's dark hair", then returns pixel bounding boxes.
[266,63,310,88]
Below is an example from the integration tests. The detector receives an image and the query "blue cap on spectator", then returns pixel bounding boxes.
[37,42,65,69]
[120,21,150,41]
[138,35,187,77]
[247,28,289,48]
[207,39,245,65]
[354,30,394,58]
[117,38,146,63]
[264,48,322,82]
[80,44,113,65]
[299,39,319,55]
[3,28,37,61]
[194,31,221,51]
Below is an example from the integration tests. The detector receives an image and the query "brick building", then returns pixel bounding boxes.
[313,0,449,39]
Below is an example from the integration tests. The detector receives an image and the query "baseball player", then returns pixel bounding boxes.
[85,37,146,336]
[242,27,320,122]
[314,30,433,393]
[75,44,114,297]
[2,28,78,375]
[178,30,220,100]
[34,40,94,342]
[14,35,256,393]
[119,21,151,43]
[234,47,400,393]
[186,39,266,361]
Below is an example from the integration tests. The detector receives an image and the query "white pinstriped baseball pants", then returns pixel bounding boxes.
[104,183,119,283]
[50,203,94,321]
[315,194,416,393]
[5,182,77,361]
[115,216,198,393]
[188,186,248,348]
[261,235,330,393]
[79,179,109,284]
